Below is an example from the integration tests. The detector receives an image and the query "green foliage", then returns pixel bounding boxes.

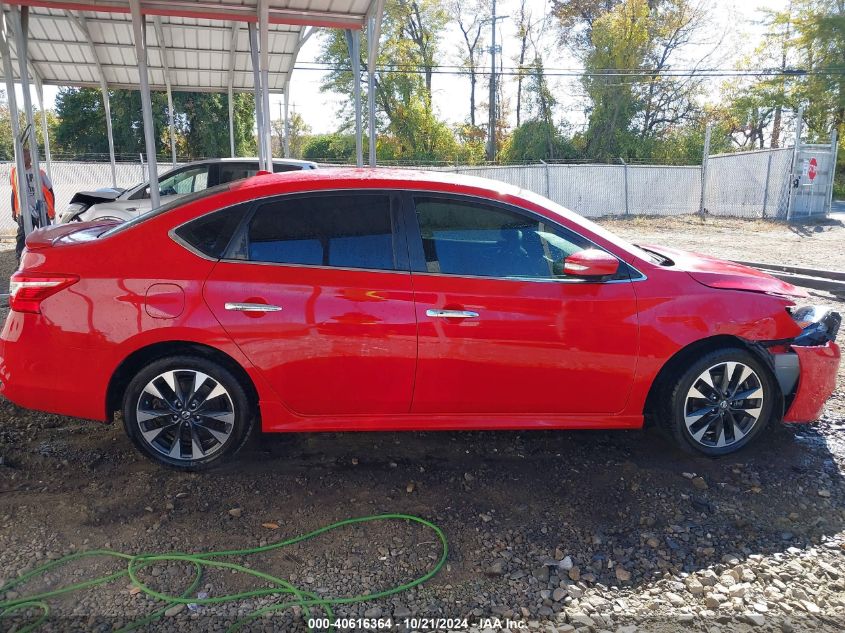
[318,0,455,163]
[175,92,256,159]
[0,91,61,161]
[271,111,311,158]
[301,133,359,163]
[50,87,255,160]
[500,121,578,163]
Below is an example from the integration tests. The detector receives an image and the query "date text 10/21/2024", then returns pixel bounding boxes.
[307,617,528,630]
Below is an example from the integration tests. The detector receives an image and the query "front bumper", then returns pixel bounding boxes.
[783,341,840,422]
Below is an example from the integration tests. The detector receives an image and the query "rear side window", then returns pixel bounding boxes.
[217,163,260,184]
[245,194,396,270]
[273,163,308,172]
[174,203,250,258]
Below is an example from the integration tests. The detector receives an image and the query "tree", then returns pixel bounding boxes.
[51,87,256,160]
[514,0,535,127]
[302,133,358,163]
[271,111,311,158]
[318,0,452,160]
[452,0,488,126]
[175,92,256,159]
[0,93,61,161]
[500,120,578,162]
[554,0,714,160]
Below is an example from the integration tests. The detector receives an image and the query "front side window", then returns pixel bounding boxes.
[245,194,396,271]
[414,196,605,279]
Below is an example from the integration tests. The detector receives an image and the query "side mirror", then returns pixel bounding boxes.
[561,249,619,278]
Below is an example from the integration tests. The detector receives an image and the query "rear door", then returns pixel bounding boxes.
[203,191,417,417]
[405,193,640,416]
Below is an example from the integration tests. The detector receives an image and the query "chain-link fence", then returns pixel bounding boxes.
[444,163,704,217]
[0,161,183,234]
[0,135,836,236]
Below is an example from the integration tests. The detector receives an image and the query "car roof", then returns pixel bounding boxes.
[182,157,317,167]
[227,167,581,225]
[230,167,523,195]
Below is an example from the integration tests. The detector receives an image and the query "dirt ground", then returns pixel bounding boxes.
[1,216,845,633]
[597,214,845,271]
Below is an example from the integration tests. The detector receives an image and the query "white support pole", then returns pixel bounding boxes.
[67,11,116,187]
[258,0,272,170]
[228,85,235,157]
[227,21,238,158]
[153,17,176,167]
[366,23,375,166]
[34,75,51,182]
[0,5,34,237]
[283,84,290,158]
[346,29,363,167]
[129,0,160,209]
[248,22,265,168]
[366,1,383,167]
[11,6,47,228]
[102,85,117,187]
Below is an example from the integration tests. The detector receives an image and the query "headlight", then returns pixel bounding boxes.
[59,203,86,223]
[789,306,841,345]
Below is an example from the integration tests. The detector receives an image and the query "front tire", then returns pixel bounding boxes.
[661,347,776,456]
[122,356,254,470]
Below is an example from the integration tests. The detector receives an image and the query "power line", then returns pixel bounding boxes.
[290,64,845,78]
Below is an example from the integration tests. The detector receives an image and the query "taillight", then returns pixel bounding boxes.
[8,273,79,314]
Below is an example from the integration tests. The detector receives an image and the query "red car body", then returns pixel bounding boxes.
[0,169,839,441]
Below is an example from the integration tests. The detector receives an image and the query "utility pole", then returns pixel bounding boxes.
[486,0,497,162]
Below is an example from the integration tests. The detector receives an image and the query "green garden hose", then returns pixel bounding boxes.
[0,513,448,633]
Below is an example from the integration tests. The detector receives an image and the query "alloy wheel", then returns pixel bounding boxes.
[135,369,235,461]
[683,361,765,449]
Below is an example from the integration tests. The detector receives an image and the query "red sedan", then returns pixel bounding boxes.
[0,169,840,469]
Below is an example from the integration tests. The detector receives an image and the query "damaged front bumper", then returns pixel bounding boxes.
[769,307,841,423]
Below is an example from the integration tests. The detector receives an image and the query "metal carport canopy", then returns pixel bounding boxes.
[1,0,381,231]
[0,0,374,92]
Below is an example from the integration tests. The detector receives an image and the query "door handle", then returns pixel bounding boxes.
[224,302,282,313]
[426,309,479,319]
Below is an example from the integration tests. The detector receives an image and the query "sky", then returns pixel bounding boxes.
[26,0,789,139]
[280,0,790,135]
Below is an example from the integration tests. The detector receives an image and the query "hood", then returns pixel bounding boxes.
[68,188,126,207]
[642,244,808,298]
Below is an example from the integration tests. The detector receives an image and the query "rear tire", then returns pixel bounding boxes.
[122,355,255,470]
[659,347,776,456]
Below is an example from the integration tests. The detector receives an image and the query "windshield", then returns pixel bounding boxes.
[101,183,231,238]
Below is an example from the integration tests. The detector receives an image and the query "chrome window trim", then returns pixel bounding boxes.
[165,186,650,283]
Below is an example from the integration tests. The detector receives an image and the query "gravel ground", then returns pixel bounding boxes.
[1,216,845,633]
[596,215,845,271]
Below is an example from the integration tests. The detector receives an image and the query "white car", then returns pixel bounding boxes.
[60,158,318,223]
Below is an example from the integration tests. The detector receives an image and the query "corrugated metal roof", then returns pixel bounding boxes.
[2,0,377,92]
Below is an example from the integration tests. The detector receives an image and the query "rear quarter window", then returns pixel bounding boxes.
[173,203,251,259]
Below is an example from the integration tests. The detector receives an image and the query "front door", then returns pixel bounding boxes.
[406,194,639,416]
[203,191,417,416]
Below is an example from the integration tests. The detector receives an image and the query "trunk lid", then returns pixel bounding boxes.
[24,220,121,250]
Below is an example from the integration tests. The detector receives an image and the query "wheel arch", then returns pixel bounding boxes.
[106,340,259,421]
[643,334,784,423]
